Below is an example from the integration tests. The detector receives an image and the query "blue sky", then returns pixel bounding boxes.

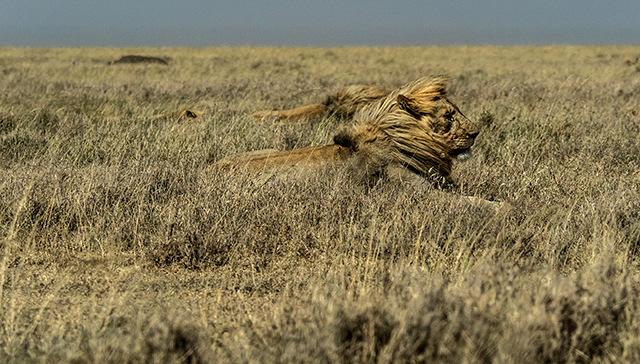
[2,0,639,46]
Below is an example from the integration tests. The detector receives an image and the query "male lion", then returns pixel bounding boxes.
[252,84,391,122]
[218,76,478,187]
[217,76,505,211]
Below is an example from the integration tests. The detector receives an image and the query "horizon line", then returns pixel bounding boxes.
[2,25,639,48]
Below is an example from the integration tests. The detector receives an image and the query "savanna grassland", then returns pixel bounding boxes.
[1,46,640,363]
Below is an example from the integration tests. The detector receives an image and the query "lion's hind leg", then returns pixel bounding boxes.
[252,104,328,122]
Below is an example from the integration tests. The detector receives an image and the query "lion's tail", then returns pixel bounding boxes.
[252,104,328,122]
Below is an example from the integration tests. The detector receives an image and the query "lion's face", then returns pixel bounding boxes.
[430,99,479,161]
[395,87,480,164]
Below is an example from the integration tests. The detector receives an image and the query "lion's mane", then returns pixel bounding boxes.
[334,76,462,184]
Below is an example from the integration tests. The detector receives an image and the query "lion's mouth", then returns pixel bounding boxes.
[454,148,473,162]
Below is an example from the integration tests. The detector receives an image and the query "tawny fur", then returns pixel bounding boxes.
[215,144,351,172]
[252,104,328,122]
[218,76,479,186]
[252,85,390,122]
[332,76,479,184]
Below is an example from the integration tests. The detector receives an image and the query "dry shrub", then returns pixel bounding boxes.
[50,309,206,364]
[109,55,169,65]
[212,260,638,364]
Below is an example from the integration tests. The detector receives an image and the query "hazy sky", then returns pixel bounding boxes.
[2,0,640,46]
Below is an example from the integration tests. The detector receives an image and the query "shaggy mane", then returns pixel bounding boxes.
[336,76,453,182]
[323,85,390,117]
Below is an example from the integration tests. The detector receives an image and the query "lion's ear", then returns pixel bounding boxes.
[334,130,357,150]
[397,94,423,120]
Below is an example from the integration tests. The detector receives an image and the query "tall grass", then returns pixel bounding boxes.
[0,45,639,362]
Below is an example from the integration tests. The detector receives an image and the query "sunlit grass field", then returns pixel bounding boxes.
[1,45,640,363]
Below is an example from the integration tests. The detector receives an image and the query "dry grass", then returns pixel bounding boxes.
[1,45,640,363]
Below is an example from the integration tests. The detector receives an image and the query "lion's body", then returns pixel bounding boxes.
[215,144,351,173]
[219,76,479,186]
[252,104,329,122]
[324,85,391,118]
[252,85,390,122]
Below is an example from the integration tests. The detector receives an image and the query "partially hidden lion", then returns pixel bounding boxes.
[252,84,391,122]
[217,76,506,211]
[219,76,477,186]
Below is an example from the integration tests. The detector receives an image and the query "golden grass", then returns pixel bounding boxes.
[1,45,640,363]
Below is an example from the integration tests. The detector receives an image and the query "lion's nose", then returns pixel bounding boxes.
[468,130,479,138]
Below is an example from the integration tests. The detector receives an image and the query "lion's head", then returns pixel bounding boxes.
[333,76,479,185]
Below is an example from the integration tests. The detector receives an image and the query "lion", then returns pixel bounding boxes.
[216,76,506,211]
[218,76,479,188]
[252,84,391,122]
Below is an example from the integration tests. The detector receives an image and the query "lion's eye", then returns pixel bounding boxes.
[436,111,454,133]
[444,110,455,120]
